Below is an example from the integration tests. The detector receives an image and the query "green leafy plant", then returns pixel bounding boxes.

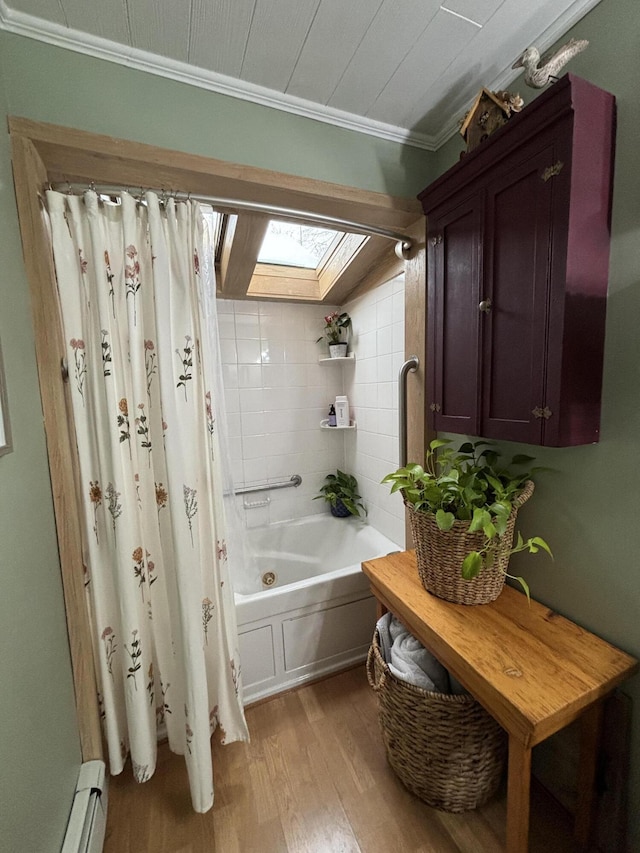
[314,469,366,518]
[382,439,552,599]
[316,311,352,345]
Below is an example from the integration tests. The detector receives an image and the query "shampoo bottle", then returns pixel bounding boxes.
[335,395,349,427]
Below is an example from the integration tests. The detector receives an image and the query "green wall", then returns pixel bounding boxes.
[535,2,640,844]
[519,3,640,845]
[0,51,82,852]
[438,1,640,846]
[0,31,435,198]
[0,0,638,847]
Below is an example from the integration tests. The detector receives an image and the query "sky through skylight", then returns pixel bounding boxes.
[258,221,339,268]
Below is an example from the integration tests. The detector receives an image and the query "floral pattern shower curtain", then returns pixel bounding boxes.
[46,189,248,812]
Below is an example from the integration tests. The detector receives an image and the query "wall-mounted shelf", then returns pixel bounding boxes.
[318,354,356,364]
[320,419,356,430]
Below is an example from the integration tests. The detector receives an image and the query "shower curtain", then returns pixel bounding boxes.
[46,189,248,812]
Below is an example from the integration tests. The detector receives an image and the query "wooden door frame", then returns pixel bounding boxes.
[8,116,426,761]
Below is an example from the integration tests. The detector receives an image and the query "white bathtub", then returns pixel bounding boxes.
[235,514,401,704]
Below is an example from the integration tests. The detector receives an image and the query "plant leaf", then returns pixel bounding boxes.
[408,464,425,478]
[435,509,455,531]
[485,474,504,493]
[530,536,553,557]
[510,454,536,466]
[512,575,531,603]
[483,520,497,540]
[469,508,491,533]
[493,514,509,536]
[490,500,511,517]
[341,498,356,515]
[461,551,483,580]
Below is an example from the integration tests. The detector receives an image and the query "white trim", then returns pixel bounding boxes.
[0,0,602,154]
[61,761,107,853]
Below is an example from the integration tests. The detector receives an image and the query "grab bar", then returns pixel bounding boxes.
[398,356,419,468]
[234,474,302,496]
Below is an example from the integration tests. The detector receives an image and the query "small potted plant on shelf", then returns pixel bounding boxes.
[317,310,351,358]
[382,439,551,604]
[314,469,366,518]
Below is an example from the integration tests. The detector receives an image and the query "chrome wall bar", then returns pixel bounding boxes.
[234,474,302,496]
[50,183,414,257]
[398,356,419,468]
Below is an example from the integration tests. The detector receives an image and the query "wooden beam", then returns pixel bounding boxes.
[10,133,103,762]
[403,216,428,547]
[247,264,321,301]
[7,117,421,231]
[318,234,393,304]
[318,233,367,300]
[218,212,269,298]
[9,116,421,307]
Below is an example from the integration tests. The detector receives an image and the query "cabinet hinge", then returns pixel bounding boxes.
[430,235,443,246]
[541,161,564,182]
[429,402,441,413]
[532,406,552,420]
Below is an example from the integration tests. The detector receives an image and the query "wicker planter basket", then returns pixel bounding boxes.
[405,480,534,605]
[366,629,506,813]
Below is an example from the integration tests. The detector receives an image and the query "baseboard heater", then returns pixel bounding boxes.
[61,760,107,853]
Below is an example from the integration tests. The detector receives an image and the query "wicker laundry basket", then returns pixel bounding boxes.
[366,628,506,812]
[405,480,535,605]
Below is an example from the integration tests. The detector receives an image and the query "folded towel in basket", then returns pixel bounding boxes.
[376,613,450,693]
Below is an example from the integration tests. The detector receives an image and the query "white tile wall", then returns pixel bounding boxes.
[343,275,406,547]
[218,279,406,548]
[218,298,347,526]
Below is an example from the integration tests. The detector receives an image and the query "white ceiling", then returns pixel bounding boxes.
[0,0,600,150]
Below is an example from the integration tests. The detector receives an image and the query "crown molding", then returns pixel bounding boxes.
[0,0,601,155]
[0,0,437,151]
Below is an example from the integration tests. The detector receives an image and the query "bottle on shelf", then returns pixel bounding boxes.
[328,404,337,427]
[335,395,349,427]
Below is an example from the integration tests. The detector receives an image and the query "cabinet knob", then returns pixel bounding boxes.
[478,299,492,313]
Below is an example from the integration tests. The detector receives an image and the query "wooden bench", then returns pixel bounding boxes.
[361,551,638,853]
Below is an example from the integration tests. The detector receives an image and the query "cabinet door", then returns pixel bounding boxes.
[427,192,482,435]
[421,77,614,447]
[481,137,557,444]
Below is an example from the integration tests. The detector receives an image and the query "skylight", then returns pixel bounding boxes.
[201,206,225,262]
[258,220,339,269]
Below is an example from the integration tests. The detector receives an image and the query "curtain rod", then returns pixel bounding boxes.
[48,181,414,259]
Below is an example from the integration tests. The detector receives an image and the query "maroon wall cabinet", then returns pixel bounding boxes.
[419,75,616,446]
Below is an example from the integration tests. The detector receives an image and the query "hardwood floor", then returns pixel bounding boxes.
[104,666,577,852]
